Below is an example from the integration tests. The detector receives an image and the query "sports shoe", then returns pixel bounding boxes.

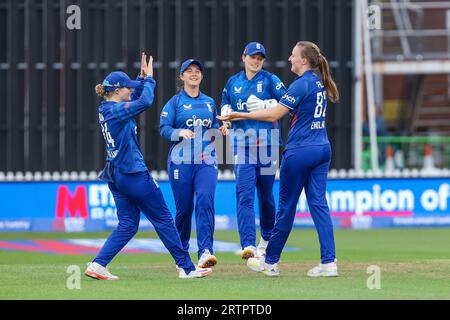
[263,262,280,277]
[307,261,338,277]
[84,262,119,280]
[247,257,280,277]
[256,238,269,258]
[247,257,264,272]
[179,267,213,279]
[197,249,217,268]
[241,245,256,259]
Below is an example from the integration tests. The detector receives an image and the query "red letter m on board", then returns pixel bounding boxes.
[55,185,89,219]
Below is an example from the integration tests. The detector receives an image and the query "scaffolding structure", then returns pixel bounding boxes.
[353,0,450,171]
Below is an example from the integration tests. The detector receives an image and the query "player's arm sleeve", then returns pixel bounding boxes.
[159,99,181,141]
[130,75,145,101]
[112,77,156,121]
[278,79,308,114]
[271,74,287,101]
[211,101,220,129]
[220,81,231,108]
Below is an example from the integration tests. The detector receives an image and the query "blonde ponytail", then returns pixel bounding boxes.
[95,84,108,98]
[317,55,339,103]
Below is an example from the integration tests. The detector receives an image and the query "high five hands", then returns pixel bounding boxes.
[140,52,154,78]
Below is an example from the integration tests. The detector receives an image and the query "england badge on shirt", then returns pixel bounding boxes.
[257,81,263,93]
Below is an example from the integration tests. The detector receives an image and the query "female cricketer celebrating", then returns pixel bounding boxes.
[219,41,339,277]
[85,53,212,280]
[160,59,229,268]
[220,42,286,260]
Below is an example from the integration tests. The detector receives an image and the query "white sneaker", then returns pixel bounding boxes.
[263,262,280,277]
[179,267,213,279]
[197,249,217,268]
[256,238,269,258]
[84,262,119,280]
[247,257,280,276]
[241,246,256,259]
[307,261,338,277]
[247,257,265,272]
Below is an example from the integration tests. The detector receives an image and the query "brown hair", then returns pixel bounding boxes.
[296,41,339,103]
[95,84,109,98]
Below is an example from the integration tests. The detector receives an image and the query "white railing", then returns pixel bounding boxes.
[0,169,449,182]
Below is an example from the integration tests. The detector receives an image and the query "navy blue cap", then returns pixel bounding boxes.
[102,71,141,92]
[243,42,266,58]
[180,59,204,75]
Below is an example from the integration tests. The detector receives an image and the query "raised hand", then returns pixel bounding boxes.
[145,55,154,78]
[140,52,148,78]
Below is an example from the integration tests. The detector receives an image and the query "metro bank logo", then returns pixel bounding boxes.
[55,185,89,219]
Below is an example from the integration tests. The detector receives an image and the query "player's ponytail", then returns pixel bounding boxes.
[95,84,108,98]
[317,54,339,103]
[297,41,340,103]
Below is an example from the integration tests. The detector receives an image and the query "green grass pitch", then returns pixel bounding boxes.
[0,228,449,299]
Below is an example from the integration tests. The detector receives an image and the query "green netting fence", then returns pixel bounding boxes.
[362,136,450,171]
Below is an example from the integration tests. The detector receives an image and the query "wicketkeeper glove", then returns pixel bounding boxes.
[246,95,278,113]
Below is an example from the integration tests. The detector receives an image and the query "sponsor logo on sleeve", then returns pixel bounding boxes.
[281,94,296,104]
[275,82,285,91]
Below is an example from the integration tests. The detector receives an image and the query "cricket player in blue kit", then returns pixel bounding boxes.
[220,42,287,260]
[160,59,229,269]
[85,53,212,280]
[219,41,340,277]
